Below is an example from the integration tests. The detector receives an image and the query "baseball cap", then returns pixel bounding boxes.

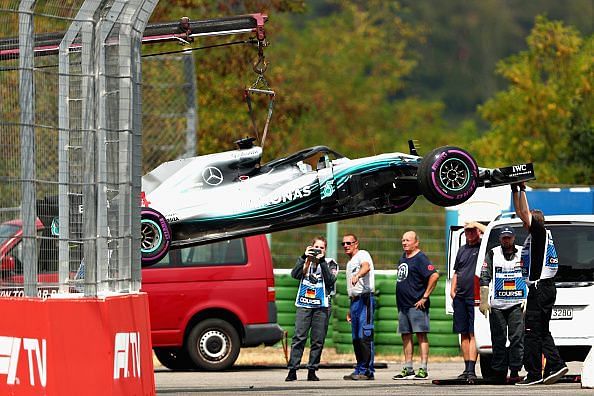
[499,226,515,237]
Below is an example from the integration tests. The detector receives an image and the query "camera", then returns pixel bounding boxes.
[309,248,322,257]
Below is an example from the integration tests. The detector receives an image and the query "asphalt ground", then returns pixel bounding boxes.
[155,360,590,395]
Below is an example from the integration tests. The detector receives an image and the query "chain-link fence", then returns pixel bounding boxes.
[0,0,157,297]
[269,199,447,271]
[142,53,197,171]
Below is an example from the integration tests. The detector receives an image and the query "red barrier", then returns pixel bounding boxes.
[0,293,155,395]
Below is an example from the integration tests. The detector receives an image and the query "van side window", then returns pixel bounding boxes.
[180,239,246,266]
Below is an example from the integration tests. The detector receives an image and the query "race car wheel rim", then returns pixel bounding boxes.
[438,158,470,191]
[141,218,163,253]
[199,330,229,361]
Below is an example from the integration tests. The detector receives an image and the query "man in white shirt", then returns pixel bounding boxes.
[342,233,375,381]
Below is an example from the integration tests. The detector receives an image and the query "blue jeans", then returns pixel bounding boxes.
[350,293,375,375]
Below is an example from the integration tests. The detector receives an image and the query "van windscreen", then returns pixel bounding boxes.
[487,223,594,283]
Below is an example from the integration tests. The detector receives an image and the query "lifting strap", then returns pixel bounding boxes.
[245,40,275,150]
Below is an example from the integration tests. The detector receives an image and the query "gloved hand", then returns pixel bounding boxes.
[479,286,490,317]
[510,183,519,192]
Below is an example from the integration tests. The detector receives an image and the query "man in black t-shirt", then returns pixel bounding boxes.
[451,221,484,381]
[513,182,567,386]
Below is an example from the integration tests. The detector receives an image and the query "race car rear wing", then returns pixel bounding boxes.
[478,163,535,188]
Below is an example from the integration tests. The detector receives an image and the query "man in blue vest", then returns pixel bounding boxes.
[512,182,568,386]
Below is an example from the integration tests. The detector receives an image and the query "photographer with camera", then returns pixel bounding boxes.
[285,236,338,382]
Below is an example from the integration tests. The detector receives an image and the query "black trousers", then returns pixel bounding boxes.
[288,307,329,370]
[490,304,524,372]
[523,279,565,379]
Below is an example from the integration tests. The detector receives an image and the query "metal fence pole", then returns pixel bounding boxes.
[183,51,197,157]
[19,0,37,298]
[130,0,159,291]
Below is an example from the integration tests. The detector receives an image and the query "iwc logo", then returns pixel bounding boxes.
[202,166,224,186]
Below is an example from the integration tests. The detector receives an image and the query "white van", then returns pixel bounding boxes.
[446,214,594,378]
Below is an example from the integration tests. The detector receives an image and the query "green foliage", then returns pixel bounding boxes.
[398,0,593,123]
[472,16,593,184]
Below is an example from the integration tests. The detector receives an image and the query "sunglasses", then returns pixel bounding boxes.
[341,241,356,246]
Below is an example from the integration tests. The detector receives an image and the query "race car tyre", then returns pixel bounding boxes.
[418,146,478,207]
[154,347,196,370]
[141,207,172,267]
[187,318,241,371]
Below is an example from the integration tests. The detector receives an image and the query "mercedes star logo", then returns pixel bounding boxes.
[202,166,224,186]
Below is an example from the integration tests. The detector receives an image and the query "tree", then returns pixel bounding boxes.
[472,16,593,184]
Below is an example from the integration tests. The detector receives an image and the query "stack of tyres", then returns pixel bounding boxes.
[427,280,460,356]
[375,279,403,355]
[332,274,353,354]
[275,274,299,340]
[374,277,460,357]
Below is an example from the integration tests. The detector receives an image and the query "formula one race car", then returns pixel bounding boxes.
[140,138,535,266]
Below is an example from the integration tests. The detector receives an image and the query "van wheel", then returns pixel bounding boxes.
[479,354,494,379]
[154,347,196,370]
[187,319,241,371]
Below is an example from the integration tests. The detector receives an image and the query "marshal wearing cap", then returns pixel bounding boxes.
[499,226,515,237]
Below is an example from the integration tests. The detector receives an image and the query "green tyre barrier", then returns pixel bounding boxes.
[430,346,460,357]
[277,312,296,326]
[275,300,297,313]
[428,333,459,347]
[376,320,398,333]
[374,332,403,346]
[433,281,446,295]
[429,319,454,334]
[429,294,446,308]
[333,332,353,344]
[333,343,353,354]
[333,294,350,308]
[275,275,299,287]
[335,280,348,295]
[333,306,349,320]
[377,293,397,307]
[275,287,297,301]
[335,320,352,333]
[375,280,395,295]
[377,307,398,321]
[375,345,403,355]
[429,308,451,321]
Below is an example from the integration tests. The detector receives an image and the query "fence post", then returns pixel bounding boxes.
[19,0,37,298]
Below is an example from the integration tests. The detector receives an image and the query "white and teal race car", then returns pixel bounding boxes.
[140,138,534,266]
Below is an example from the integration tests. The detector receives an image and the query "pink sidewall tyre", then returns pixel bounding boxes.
[140,207,171,267]
[418,146,478,207]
